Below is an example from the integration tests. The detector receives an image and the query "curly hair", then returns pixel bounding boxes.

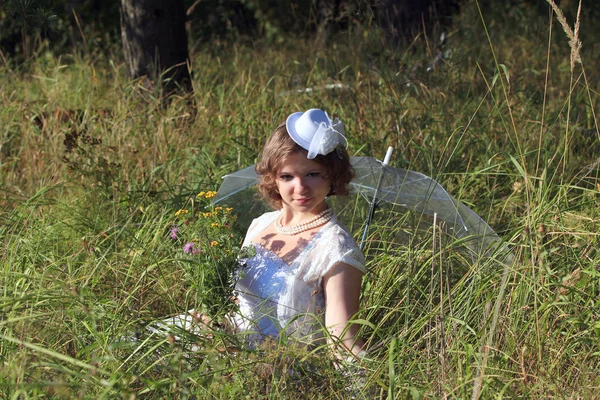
[256,122,354,209]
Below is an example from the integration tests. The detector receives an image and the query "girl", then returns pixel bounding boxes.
[232,108,365,357]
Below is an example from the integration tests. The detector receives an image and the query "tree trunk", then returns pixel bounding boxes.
[120,0,192,96]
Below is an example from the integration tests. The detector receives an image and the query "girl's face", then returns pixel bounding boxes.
[275,152,331,216]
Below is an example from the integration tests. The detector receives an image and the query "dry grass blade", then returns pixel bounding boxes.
[545,0,582,70]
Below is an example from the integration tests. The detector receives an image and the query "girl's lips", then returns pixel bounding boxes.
[295,198,311,204]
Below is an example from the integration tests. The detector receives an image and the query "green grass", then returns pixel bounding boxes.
[1,1,599,398]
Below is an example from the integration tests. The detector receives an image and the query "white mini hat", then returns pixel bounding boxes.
[286,108,347,159]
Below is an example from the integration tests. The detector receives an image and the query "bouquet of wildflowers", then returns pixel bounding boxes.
[169,190,250,318]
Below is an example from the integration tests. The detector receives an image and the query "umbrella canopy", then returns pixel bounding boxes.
[213,157,506,260]
[213,163,259,205]
[348,157,502,258]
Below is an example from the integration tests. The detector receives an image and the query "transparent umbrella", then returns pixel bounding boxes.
[212,152,508,261]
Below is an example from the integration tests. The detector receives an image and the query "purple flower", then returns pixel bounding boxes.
[170,226,179,240]
[192,248,203,255]
[183,242,195,254]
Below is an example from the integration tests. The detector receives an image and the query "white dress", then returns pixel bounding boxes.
[232,211,365,345]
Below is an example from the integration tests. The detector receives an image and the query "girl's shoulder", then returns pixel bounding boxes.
[303,216,366,276]
[242,211,280,247]
[321,215,358,245]
[250,210,280,233]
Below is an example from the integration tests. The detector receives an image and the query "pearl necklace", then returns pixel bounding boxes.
[274,208,333,235]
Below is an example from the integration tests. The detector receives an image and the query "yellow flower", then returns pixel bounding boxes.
[225,207,233,214]
[214,206,223,212]
[204,191,217,199]
[210,241,219,247]
[202,212,212,218]
[210,223,221,228]
[175,209,189,217]
[197,191,206,197]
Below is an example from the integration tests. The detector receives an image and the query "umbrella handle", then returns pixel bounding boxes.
[359,147,393,251]
[383,146,393,166]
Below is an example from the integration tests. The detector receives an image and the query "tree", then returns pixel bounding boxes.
[120,0,192,97]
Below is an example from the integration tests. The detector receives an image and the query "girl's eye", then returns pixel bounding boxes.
[279,174,293,181]
[307,172,321,177]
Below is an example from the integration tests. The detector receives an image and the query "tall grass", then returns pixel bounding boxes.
[1,0,599,398]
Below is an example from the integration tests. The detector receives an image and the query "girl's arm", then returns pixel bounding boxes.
[322,262,365,357]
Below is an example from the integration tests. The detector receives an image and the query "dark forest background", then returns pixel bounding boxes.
[2,0,591,59]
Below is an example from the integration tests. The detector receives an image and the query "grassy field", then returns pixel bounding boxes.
[1,1,599,398]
